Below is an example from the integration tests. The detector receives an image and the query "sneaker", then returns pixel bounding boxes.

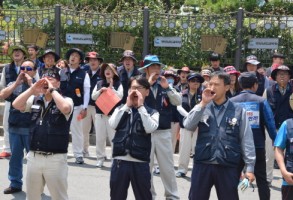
[83,151,90,157]
[75,157,84,164]
[0,152,11,159]
[153,166,160,174]
[96,160,104,168]
[175,171,186,178]
[4,187,22,194]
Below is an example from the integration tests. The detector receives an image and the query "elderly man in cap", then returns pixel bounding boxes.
[60,48,90,164]
[13,68,73,200]
[230,72,277,200]
[117,50,141,104]
[38,49,60,77]
[175,66,190,92]
[0,45,28,158]
[140,55,181,200]
[176,72,204,178]
[27,45,44,69]
[266,52,285,77]
[82,51,103,157]
[264,65,293,184]
[245,55,271,96]
[209,52,223,72]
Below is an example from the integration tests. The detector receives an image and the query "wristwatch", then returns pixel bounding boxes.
[49,88,58,94]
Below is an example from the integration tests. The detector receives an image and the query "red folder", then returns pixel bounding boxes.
[95,88,121,116]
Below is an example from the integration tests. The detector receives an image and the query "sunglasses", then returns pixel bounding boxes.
[20,66,33,71]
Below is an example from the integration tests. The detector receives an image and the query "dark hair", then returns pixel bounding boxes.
[128,76,150,90]
[238,76,258,89]
[210,71,230,85]
[27,45,39,51]
[21,59,37,71]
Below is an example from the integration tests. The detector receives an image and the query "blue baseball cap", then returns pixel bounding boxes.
[139,55,164,72]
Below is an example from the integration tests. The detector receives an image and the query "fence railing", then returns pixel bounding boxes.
[1,5,293,70]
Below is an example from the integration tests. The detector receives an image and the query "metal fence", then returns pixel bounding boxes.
[1,5,293,70]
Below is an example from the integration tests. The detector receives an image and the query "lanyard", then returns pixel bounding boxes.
[39,102,52,125]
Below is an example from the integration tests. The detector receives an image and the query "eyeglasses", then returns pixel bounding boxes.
[130,86,145,90]
[20,66,33,71]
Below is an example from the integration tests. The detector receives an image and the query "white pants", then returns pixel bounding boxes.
[94,114,115,161]
[265,128,275,183]
[82,105,96,154]
[26,152,68,200]
[71,106,84,158]
[150,129,179,200]
[2,101,10,152]
[171,122,180,153]
[177,128,197,174]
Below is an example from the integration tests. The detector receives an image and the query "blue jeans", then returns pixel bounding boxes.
[8,132,30,189]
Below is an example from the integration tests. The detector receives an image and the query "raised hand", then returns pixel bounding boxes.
[148,72,159,86]
[200,88,216,107]
[126,90,135,107]
[160,76,169,89]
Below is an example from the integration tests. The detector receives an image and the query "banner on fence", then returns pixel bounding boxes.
[36,32,49,48]
[66,33,93,44]
[248,38,279,49]
[154,37,182,47]
[24,29,40,44]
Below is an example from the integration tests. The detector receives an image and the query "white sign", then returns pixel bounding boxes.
[154,36,182,47]
[66,33,93,44]
[248,38,279,49]
[0,30,6,40]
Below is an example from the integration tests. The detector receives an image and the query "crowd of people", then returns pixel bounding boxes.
[0,44,293,200]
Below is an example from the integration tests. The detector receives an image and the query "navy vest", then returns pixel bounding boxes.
[4,63,18,86]
[285,119,293,173]
[179,89,202,128]
[60,67,86,106]
[144,84,172,130]
[267,83,293,129]
[7,83,32,128]
[255,72,265,96]
[195,101,243,168]
[117,65,141,104]
[94,79,121,115]
[88,69,101,106]
[112,105,156,162]
[30,96,72,153]
[230,91,266,148]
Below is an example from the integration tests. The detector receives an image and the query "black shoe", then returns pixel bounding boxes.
[274,160,279,169]
[4,187,22,194]
[175,172,186,178]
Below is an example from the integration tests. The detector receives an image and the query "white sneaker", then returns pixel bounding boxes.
[96,160,104,168]
[153,166,160,174]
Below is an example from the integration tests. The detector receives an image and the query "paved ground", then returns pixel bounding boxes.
[0,136,282,200]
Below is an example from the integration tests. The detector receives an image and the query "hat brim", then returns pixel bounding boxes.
[188,76,204,83]
[226,71,241,76]
[85,56,104,62]
[119,56,138,63]
[8,46,29,58]
[246,60,260,65]
[65,49,85,63]
[38,52,60,62]
[139,62,164,73]
[271,69,292,81]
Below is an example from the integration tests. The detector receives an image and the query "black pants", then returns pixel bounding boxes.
[282,185,293,200]
[189,163,239,200]
[110,159,151,200]
[254,148,270,200]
